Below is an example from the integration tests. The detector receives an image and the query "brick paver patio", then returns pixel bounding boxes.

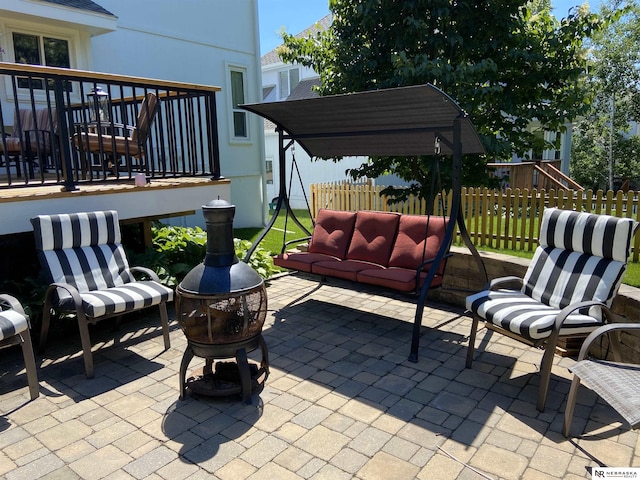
[0,272,637,479]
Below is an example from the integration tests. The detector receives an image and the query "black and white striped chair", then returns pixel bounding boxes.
[31,210,173,378]
[466,208,638,411]
[0,294,38,399]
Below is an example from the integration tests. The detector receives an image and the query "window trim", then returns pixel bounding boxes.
[2,22,80,103]
[279,67,300,100]
[226,62,251,144]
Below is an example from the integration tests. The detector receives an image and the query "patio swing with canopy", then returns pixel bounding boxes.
[241,84,487,362]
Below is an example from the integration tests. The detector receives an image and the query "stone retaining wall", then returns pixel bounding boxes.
[431,247,640,360]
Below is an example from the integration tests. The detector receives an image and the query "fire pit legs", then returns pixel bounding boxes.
[179,346,195,400]
[204,359,214,376]
[236,348,251,404]
[179,334,269,404]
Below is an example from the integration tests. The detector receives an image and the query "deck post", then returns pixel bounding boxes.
[53,78,78,192]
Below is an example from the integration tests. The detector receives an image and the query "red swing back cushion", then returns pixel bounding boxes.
[346,211,400,265]
[308,209,357,259]
[389,215,447,271]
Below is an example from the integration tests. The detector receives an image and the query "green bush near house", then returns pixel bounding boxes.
[127,223,279,287]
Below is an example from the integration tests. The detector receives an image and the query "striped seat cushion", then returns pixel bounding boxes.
[0,309,29,341]
[31,210,173,317]
[60,281,173,318]
[466,289,603,340]
[466,209,638,341]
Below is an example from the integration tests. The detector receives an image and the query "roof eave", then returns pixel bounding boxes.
[1,0,117,36]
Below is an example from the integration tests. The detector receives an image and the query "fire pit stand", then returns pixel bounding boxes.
[179,333,269,404]
[175,198,270,405]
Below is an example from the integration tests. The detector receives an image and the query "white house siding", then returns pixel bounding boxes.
[90,0,264,228]
[264,127,369,210]
[259,15,405,211]
[261,63,317,102]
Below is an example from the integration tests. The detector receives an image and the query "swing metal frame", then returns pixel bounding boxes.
[245,132,313,262]
[241,84,488,362]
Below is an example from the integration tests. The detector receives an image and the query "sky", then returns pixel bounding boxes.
[258,0,330,54]
[258,0,603,55]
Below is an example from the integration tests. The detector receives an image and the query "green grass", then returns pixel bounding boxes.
[468,243,640,288]
[235,209,640,287]
[234,209,314,257]
[623,262,640,287]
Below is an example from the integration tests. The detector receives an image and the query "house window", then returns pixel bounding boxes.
[279,68,300,99]
[230,68,248,139]
[13,32,70,89]
[266,159,273,184]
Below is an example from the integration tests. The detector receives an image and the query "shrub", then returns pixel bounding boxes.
[127,223,278,286]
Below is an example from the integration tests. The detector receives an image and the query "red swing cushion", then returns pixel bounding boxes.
[389,215,448,272]
[308,209,357,259]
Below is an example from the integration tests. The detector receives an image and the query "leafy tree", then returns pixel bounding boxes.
[570,0,640,190]
[279,0,607,200]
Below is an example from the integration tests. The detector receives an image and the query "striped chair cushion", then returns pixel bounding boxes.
[66,281,173,318]
[33,210,122,250]
[539,208,636,262]
[466,209,638,341]
[31,210,173,317]
[31,211,134,292]
[523,209,636,313]
[466,289,603,340]
[0,309,29,341]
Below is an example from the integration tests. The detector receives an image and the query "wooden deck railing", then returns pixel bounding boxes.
[0,62,221,191]
[310,183,640,262]
[487,160,584,191]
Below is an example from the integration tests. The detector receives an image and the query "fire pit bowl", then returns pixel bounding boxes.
[176,198,269,404]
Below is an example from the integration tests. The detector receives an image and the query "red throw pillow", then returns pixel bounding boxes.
[346,211,400,265]
[308,209,357,259]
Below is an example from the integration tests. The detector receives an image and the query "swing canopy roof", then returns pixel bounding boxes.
[240,84,485,158]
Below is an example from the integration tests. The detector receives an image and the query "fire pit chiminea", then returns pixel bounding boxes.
[176,198,268,404]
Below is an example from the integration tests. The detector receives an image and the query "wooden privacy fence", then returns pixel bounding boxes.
[310,183,640,262]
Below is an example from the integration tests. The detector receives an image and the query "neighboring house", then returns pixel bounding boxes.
[510,121,573,172]
[0,0,265,228]
[260,15,374,210]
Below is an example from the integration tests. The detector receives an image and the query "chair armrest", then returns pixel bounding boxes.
[415,253,453,282]
[24,129,56,150]
[280,236,312,254]
[0,294,25,314]
[576,322,640,361]
[416,252,453,272]
[106,123,134,135]
[554,300,613,334]
[486,276,524,290]
[414,252,453,288]
[129,266,161,282]
[78,122,132,136]
[46,282,84,312]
